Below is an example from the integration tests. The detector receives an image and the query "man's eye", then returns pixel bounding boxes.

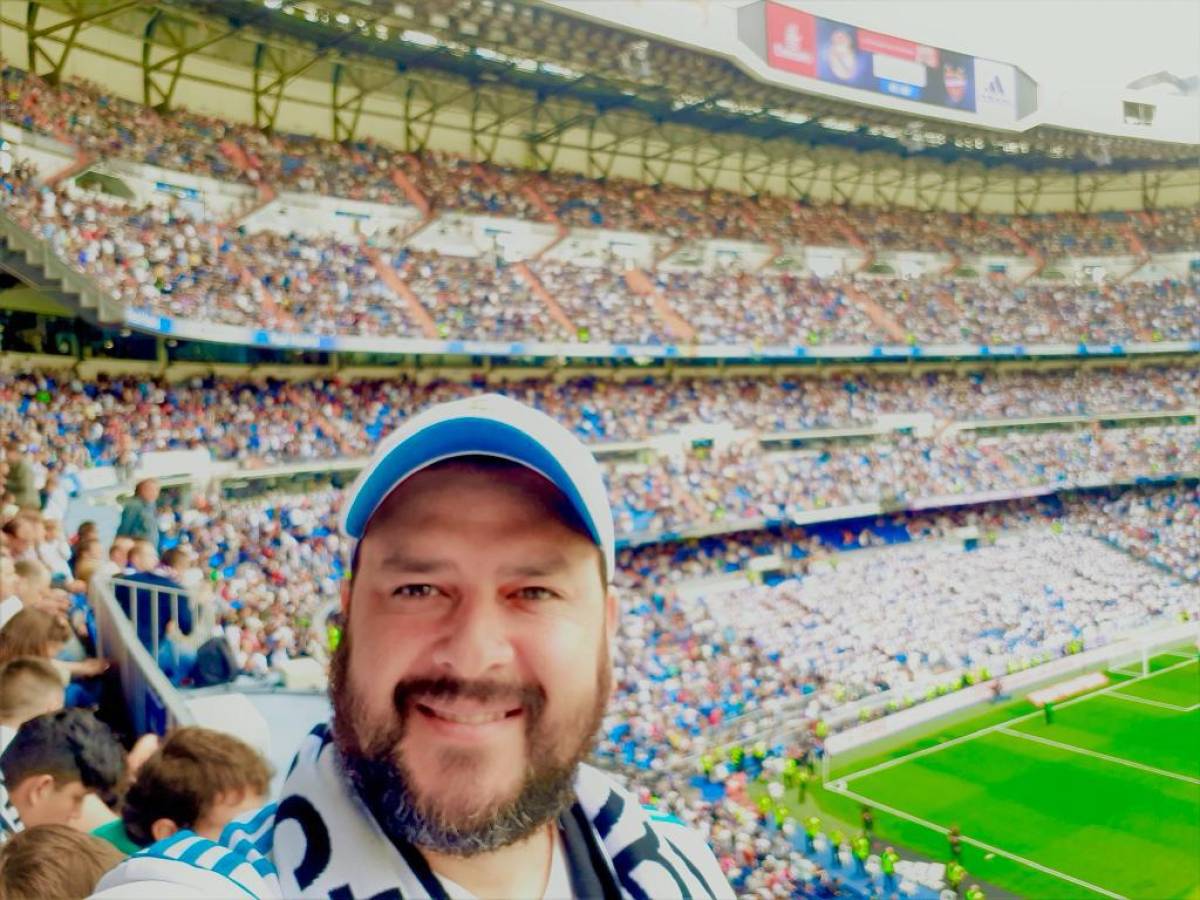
[514,586,558,601]
[392,584,437,598]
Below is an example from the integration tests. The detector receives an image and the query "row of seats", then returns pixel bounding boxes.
[4,165,1198,344]
[3,365,1195,467]
[3,66,1197,254]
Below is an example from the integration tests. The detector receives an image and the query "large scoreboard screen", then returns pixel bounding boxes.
[742,2,1032,122]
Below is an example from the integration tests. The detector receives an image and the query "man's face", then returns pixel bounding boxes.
[9,523,33,555]
[193,789,267,841]
[331,461,617,856]
[12,775,90,828]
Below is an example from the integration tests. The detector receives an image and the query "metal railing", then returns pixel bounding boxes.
[109,576,190,668]
[91,576,194,735]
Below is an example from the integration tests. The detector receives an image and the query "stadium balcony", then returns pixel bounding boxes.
[1,144,1198,360]
[2,64,1198,362]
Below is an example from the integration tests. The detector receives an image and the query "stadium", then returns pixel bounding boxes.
[0,0,1196,897]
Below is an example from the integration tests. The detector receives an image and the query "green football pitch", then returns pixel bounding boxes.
[807,652,1200,899]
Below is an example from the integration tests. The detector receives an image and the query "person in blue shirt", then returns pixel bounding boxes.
[111,541,194,685]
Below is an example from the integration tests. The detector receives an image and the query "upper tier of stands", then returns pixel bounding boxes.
[3,65,1198,256]
[4,163,1198,346]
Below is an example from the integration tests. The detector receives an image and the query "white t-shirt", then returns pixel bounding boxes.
[435,832,573,900]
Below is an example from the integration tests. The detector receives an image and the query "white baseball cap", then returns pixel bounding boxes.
[340,394,616,575]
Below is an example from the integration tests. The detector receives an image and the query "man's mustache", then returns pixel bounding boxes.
[392,676,546,718]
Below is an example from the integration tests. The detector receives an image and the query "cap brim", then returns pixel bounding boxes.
[341,416,605,555]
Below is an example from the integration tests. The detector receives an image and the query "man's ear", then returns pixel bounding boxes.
[605,587,619,641]
[150,817,180,843]
[340,579,352,617]
[13,773,54,809]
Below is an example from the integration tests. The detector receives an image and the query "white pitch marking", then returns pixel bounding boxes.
[996,727,1200,786]
[840,656,1200,784]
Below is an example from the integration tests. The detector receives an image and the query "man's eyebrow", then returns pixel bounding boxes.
[374,552,458,574]
[497,554,573,578]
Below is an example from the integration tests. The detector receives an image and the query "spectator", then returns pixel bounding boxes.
[0,658,64,753]
[0,560,67,628]
[96,726,271,852]
[0,609,107,697]
[39,471,70,523]
[99,537,135,580]
[0,709,125,835]
[0,824,125,899]
[0,518,36,564]
[113,541,194,684]
[2,445,38,512]
[115,479,160,548]
[0,610,70,667]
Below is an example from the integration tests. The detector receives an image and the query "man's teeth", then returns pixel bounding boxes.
[428,708,508,725]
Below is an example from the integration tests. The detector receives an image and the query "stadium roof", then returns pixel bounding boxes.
[4,0,1198,212]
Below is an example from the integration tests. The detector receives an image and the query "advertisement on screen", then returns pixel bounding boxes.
[761,2,980,114]
[974,57,1018,118]
[765,2,817,77]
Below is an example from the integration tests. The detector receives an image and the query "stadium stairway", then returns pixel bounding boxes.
[227,181,278,226]
[841,283,908,343]
[234,264,296,332]
[833,220,875,272]
[0,214,118,323]
[513,260,577,334]
[46,147,96,186]
[361,243,440,338]
[997,225,1047,283]
[521,181,572,259]
[623,267,697,342]
[756,237,784,273]
[389,162,432,220]
[933,234,961,276]
[1119,222,1153,283]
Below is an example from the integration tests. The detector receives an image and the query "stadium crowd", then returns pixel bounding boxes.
[603,522,1198,770]
[4,131,1199,347]
[1,365,1195,470]
[397,249,571,340]
[3,58,1200,900]
[1066,484,1200,582]
[2,386,1197,896]
[3,63,1197,261]
[870,274,1200,344]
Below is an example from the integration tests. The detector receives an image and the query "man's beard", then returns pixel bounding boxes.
[329,625,611,857]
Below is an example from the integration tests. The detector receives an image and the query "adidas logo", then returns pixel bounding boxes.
[986,75,1005,97]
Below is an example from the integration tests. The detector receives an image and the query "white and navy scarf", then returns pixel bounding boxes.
[95,724,733,899]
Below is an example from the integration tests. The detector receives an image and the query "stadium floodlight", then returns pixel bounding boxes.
[819,117,858,132]
[1085,138,1113,168]
[475,47,510,63]
[400,29,439,47]
[768,109,810,124]
[541,62,582,80]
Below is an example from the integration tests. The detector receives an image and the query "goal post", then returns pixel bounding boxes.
[1106,641,1150,679]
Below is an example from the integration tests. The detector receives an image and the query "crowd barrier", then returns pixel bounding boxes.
[90,575,194,736]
